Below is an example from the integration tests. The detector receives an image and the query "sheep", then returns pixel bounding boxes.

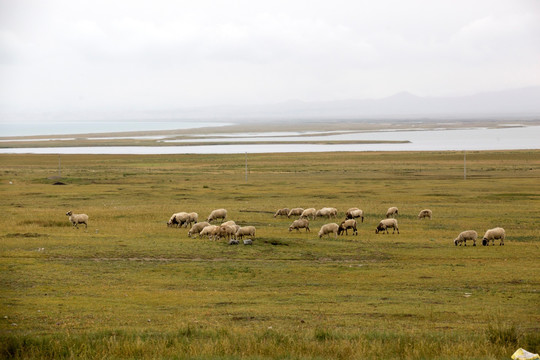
[454,230,477,246]
[300,208,317,220]
[318,223,339,239]
[207,208,227,223]
[375,218,399,234]
[274,208,290,218]
[167,212,189,227]
[316,207,338,219]
[217,224,237,241]
[199,225,220,240]
[221,220,236,227]
[236,226,256,240]
[287,208,304,218]
[288,218,310,232]
[386,207,399,218]
[338,219,358,235]
[188,221,210,238]
[346,208,364,222]
[418,209,432,220]
[186,212,199,227]
[482,227,506,246]
[66,211,88,229]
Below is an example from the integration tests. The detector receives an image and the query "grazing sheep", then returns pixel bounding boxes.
[288,218,310,232]
[207,208,227,223]
[287,208,304,218]
[338,219,358,235]
[318,223,339,239]
[218,224,237,241]
[300,208,317,220]
[188,221,210,238]
[375,218,399,234]
[274,208,290,218]
[482,227,506,246]
[316,207,338,219]
[454,230,478,246]
[200,225,220,240]
[66,211,88,229]
[236,226,256,240]
[221,220,236,227]
[418,209,432,220]
[386,207,399,218]
[168,212,190,228]
[346,208,364,222]
[186,212,199,227]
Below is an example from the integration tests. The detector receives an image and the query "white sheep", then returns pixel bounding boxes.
[66,211,88,229]
[274,208,290,218]
[418,209,432,220]
[482,227,506,246]
[318,223,339,239]
[186,212,199,227]
[376,218,399,234]
[338,219,357,235]
[287,208,304,218]
[346,208,364,222]
[207,208,227,223]
[316,207,338,219]
[199,225,220,240]
[288,219,310,232]
[188,221,210,238]
[454,230,478,246]
[217,224,237,241]
[386,207,399,218]
[167,212,189,227]
[300,208,317,220]
[236,226,256,240]
[221,220,236,227]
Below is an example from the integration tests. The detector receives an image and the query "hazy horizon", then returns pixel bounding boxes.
[1,0,539,120]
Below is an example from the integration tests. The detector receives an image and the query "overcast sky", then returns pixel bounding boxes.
[1,0,539,115]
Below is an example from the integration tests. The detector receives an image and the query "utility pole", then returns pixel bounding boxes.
[464,151,466,180]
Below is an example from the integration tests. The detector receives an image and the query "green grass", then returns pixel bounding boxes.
[0,151,539,359]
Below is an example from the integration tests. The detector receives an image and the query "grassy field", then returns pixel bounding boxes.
[0,151,539,359]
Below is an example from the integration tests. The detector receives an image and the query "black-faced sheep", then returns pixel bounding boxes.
[482,227,505,246]
[386,207,399,218]
[287,208,304,218]
[318,223,339,239]
[66,211,88,229]
[274,208,290,218]
[300,208,317,220]
[338,219,357,235]
[167,212,189,227]
[288,218,310,232]
[346,208,364,222]
[454,230,477,246]
[207,208,227,223]
[418,209,432,220]
[376,218,399,234]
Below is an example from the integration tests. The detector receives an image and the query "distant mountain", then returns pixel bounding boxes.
[169,86,540,120]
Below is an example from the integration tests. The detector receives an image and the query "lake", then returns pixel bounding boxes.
[0,125,538,154]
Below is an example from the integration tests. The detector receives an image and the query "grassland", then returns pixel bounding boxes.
[0,151,539,359]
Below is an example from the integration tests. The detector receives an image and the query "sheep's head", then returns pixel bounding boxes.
[66,211,72,216]
[482,238,488,246]
[454,238,458,246]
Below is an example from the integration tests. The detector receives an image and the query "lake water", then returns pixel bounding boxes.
[0,120,229,137]
[0,125,538,154]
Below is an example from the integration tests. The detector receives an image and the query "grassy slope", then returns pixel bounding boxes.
[0,151,539,359]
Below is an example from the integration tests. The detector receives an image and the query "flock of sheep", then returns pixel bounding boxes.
[65,206,506,246]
